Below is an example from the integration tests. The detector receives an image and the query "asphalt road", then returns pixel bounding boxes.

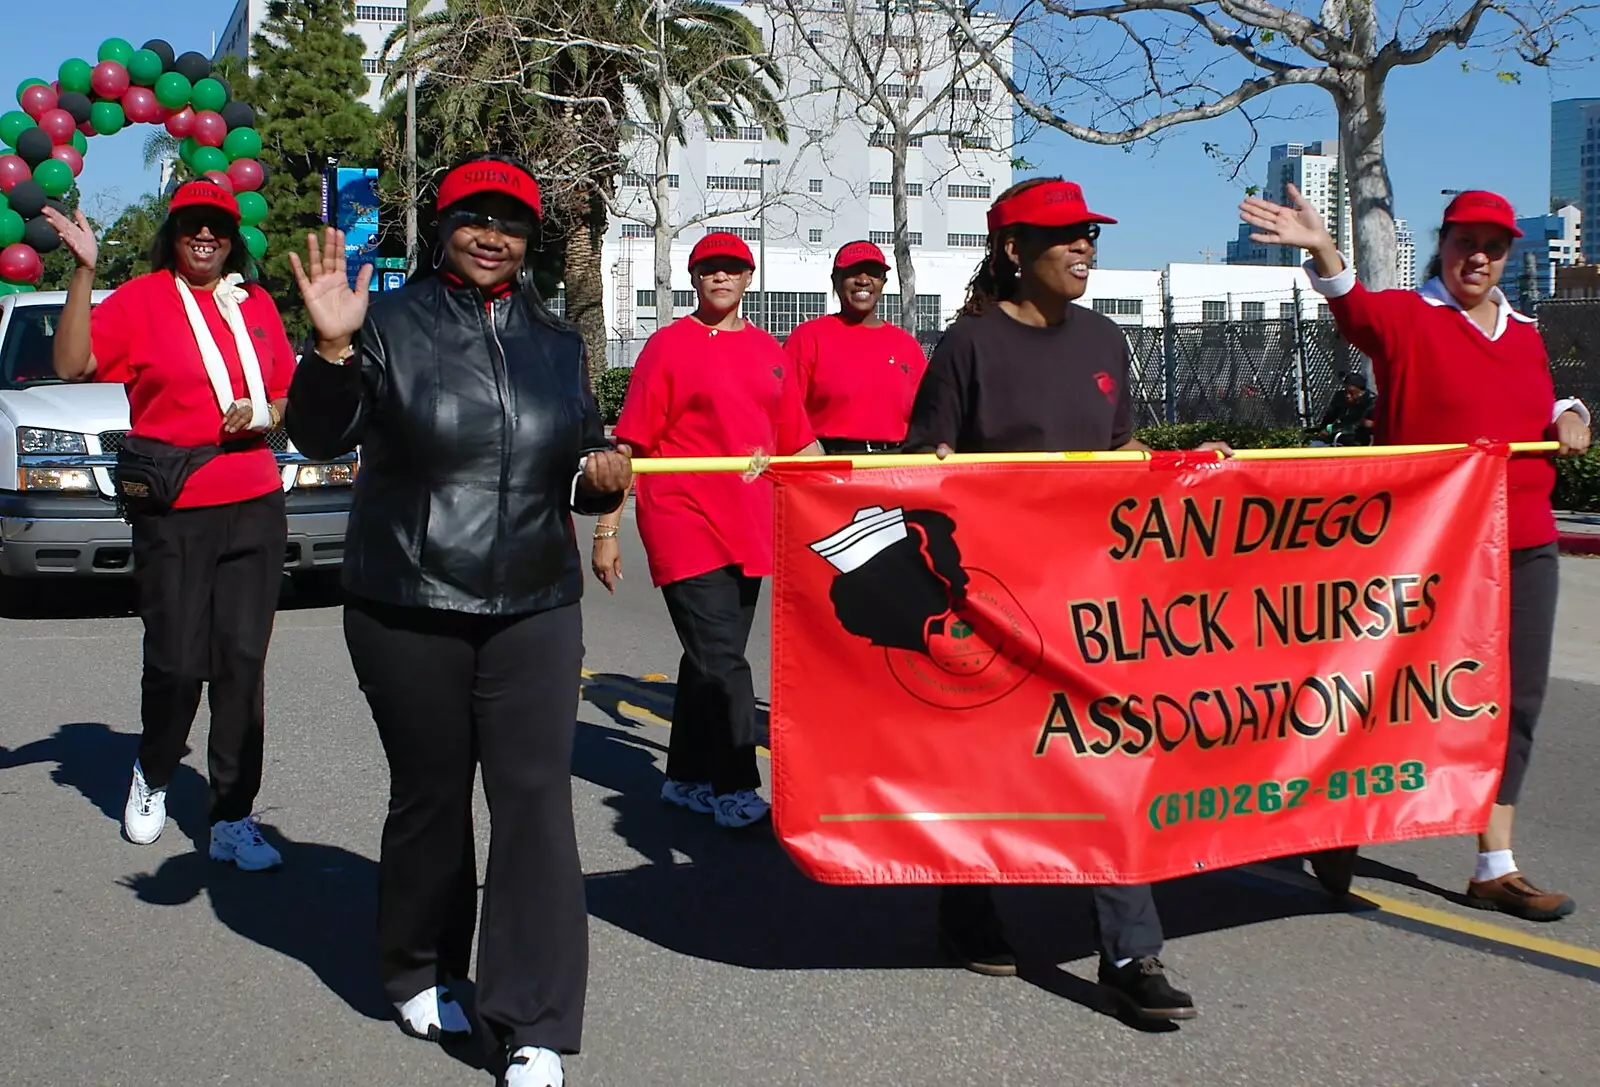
[2,514,1597,1087]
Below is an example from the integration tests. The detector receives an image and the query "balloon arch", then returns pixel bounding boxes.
[0,37,269,293]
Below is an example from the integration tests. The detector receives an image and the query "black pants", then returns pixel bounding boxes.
[131,490,286,824]
[819,438,901,455]
[660,566,762,795]
[344,598,588,1055]
[940,882,1164,965]
[1501,542,1559,805]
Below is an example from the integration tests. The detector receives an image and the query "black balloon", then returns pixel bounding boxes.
[15,128,53,167]
[8,181,46,219]
[174,51,211,83]
[216,77,233,104]
[24,215,61,254]
[221,101,256,130]
[44,198,68,217]
[58,92,92,124]
[141,39,177,72]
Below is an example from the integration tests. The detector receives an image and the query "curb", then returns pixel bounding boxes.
[1558,532,1600,556]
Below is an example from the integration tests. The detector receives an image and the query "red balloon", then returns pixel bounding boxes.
[50,145,83,177]
[226,158,263,193]
[0,155,30,193]
[38,108,76,145]
[203,170,235,193]
[122,86,160,125]
[77,119,96,136]
[20,83,58,121]
[192,111,227,148]
[90,61,131,100]
[164,107,196,138]
[0,243,43,285]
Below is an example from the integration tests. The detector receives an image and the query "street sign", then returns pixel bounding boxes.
[374,257,407,270]
[381,271,406,293]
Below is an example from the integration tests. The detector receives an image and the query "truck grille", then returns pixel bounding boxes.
[100,430,290,453]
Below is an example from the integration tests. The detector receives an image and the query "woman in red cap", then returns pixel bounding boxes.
[594,231,819,829]
[1241,186,1590,921]
[287,151,629,1085]
[45,181,295,872]
[905,176,1206,1022]
[785,240,928,454]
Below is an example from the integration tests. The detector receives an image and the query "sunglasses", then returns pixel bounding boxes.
[1038,223,1101,245]
[172,210,237,239]
[449,210,536,239]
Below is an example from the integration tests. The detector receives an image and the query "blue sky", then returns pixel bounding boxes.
[4,1,1598,269]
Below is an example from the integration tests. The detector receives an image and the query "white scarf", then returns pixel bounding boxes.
[174,273,271,431]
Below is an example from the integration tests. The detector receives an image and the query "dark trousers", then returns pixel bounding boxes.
[940,882,1164,964]
[1501,542,1560,805]
[131,490,286,824]
[343,598,588,1055]
[819,438,901,455]
[660,566,763,795]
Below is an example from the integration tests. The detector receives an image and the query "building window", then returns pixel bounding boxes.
[946,183,991,199]
[620,224,652,238]
[361,58,389,74]
[879,292,943,332]
[1202,300,1227,322]
[951,87,992,103]
[1278,302,1297,319]
[869,33,920,49]
[549,287,566,318]
[947,233,986,248]
[883,84,925,100]
[809,229,824,243]
[809,178,823,193]
[707,175,763,192]
[807,128,822,140]
[709,125,764,142]
[809,79,823,92]
[1241,301,1266,321]
[635,289,695,309]
[724,226,763,241]
[743,291,828,336]
[622,172,679,189]
[870,230,921,246]
[808,30,824,44]
[950,133,993,150]
[1092,298,1143,317]
[1317,304,1332,320]
[869,181,922,196]
[869,132,923,148]
[355,4,407,20]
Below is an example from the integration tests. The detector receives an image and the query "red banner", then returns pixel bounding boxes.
[769,449,1511,885]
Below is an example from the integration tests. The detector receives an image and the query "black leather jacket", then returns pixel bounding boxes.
[286,276,623,616]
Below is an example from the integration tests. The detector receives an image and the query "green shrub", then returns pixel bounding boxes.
[1554,446,1600,512]
[1134,422,1307,450]
[594,367,633,425]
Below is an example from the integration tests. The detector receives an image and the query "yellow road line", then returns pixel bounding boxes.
[580,669,770,757]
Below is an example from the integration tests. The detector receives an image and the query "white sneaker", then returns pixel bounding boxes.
[660,779,714,814]
[123,761,167,845]
[713,789,771,829]
[505,1046,564,1087]
[395,985,472,1042]
[209,816,283,871]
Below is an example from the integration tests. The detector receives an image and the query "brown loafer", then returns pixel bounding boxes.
[1465,872,1576,921]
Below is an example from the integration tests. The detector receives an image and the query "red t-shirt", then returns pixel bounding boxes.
[615,317,816,587]
[91,272,295,509]
[1323,280,1559,549]
[785,314,928,441]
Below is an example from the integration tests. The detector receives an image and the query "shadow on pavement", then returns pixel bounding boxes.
[0,572,343,621]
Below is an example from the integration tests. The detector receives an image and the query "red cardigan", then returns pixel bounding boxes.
[1310,268,1575,550]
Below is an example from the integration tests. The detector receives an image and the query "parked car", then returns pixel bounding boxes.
[0,290,355,588]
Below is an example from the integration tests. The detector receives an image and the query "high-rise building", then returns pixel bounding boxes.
[1227,141,1351,266]
[1395,218,1416,290]
[1551,98,1600,263]
[1505,204,1582,309]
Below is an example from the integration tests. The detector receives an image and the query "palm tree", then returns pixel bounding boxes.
[384,0,786,374]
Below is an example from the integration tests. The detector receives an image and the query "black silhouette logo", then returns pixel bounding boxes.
[810,506,1041,709]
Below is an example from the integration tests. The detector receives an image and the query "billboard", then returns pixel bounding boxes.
[333,167,381,292]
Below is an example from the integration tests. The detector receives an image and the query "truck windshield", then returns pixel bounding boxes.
[0,305,86,390]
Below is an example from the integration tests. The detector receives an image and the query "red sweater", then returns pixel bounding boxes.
[1317,275,1561,549]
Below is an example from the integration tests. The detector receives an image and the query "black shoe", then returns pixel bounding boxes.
[1309,846,1359,897]
[1098,956,1197,1021]
[937,900,1017,977]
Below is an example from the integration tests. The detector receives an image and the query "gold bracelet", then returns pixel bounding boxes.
[594,527,618,540]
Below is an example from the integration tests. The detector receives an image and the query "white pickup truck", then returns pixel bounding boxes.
[0,289,355,586]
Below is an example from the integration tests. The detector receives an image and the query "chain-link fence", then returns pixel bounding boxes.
[1535,299,1600,410]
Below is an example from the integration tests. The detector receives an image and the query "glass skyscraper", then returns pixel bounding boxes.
[1551,98,1600,262]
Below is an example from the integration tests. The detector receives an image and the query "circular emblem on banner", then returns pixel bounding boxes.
[886,568,1042,710]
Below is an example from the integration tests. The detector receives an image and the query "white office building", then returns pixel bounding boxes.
[1395,218,1416,290]
[1227,141,1351,268]
[1506,204,1582,309]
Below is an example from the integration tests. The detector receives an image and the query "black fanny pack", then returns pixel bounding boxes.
[114,434,261,518]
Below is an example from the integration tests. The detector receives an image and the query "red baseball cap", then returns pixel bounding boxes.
[834,240,889,271]
[437,159,544,220]
[168,180,241,223]
[688,231,755,271]
[1442,190,1523,238]
[987,179,1116,232]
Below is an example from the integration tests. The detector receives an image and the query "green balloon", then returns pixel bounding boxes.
[241,225,268,260]
[33,159,73,197]
[15,78,47,104]
[179,136,199,166]
[0,282,16,298]
[191,146,229,175]
[222,127,262,161]
[0,209,24,247]
[70,130,87,155]
[127,49,165,88]
[154,72,192,111]
[0,111,35,147]
[12,283,36,293]
[0,192,8,213]
[191,78,227,114]
[236,191,268,227]
[98,38,135,66]
[58,59,93,96]
[90,101,125,136]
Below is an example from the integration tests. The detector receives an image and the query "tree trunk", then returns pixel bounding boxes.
[891,135,916,332]
[564,187,610,381]
[1336,83,1398,293]
[653,136,676,329]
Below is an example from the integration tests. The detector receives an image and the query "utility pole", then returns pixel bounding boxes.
[404,2,419,273]
[745,156,777,329]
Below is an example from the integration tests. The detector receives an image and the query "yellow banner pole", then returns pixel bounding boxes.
[624,442,1561,475]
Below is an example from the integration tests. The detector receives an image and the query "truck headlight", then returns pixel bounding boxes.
[17,428,87,455]
[18,468,95,491]
[296,462,357,487]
